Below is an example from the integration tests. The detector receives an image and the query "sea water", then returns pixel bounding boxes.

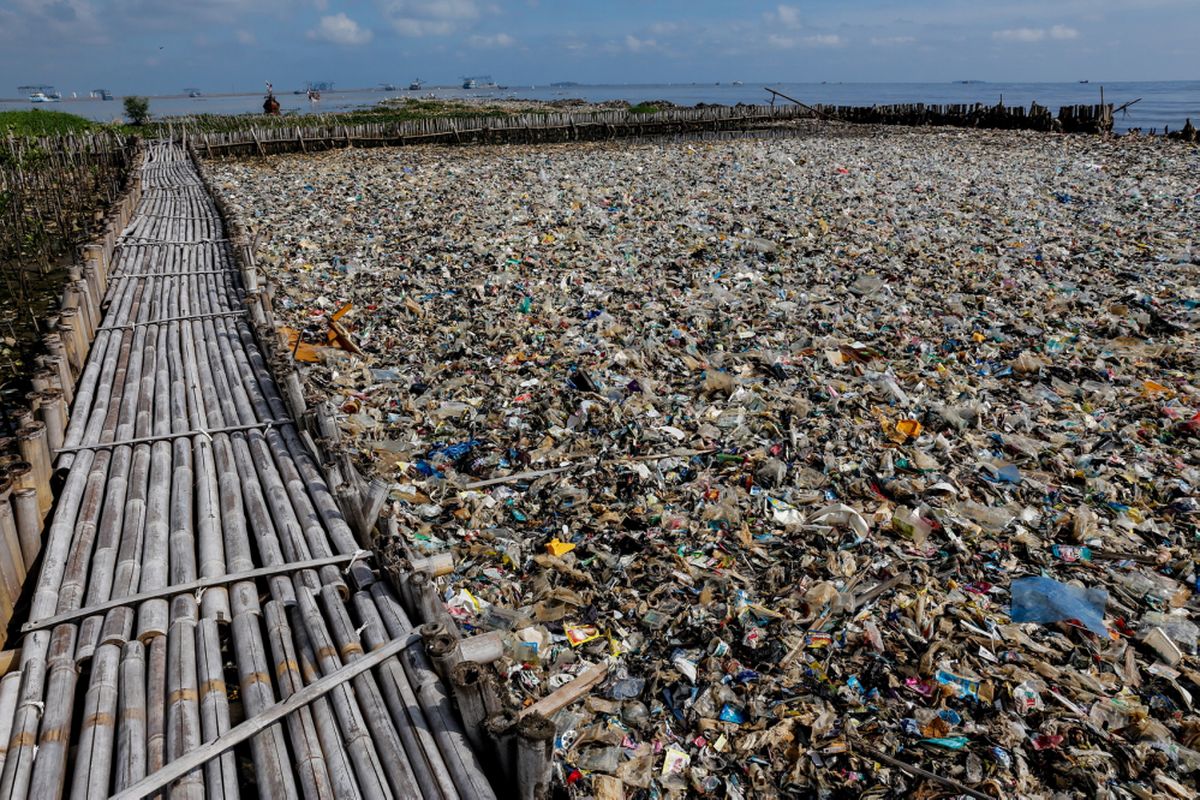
[3,81,1194,134]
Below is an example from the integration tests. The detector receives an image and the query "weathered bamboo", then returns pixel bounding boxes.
[16,423,51,515]
[516,713,556,800]
[261,601,334,799]
[115,640,147,792]
[429,634,462,684]
[458,632,504,666]
[194,619,238,800]
[0,139,501,800]
[483,711,518,784]
[0,671,22,778]
[369,583,497,800]
[69,641,121,799]
[39,388,67,454]
[12,488,40,572]
[451,662,491,754]
[290,604,390,800]
[352,591,461,800]
[0,480,23,580]
[231,611,298,798]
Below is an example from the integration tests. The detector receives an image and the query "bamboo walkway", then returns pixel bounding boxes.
[0,142,495,800]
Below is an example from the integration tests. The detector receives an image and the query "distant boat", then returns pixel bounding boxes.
[307,88,321,102]
[409,78,423,90]
[732,80,744,86]
[462,78,477,89]
[29,92,59,103]
[1079,79,1090,84]
[187,90,203,98]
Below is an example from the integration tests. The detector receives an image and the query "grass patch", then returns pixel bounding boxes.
[628,103,660,115]
[0,109,95,136]
[137,100,564,136]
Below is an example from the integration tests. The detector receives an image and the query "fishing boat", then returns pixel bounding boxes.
[29,91,59,103]
[462,75,497,90]
[409,78,423,90]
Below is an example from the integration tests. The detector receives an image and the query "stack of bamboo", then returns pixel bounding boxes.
[0,141,499,799]
[0,140,142,647]
[0,132,135,272]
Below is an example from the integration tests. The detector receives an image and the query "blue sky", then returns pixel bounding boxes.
[0,0,1194,94]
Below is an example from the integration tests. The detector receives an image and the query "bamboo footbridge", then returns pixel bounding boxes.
[0,141,502,799]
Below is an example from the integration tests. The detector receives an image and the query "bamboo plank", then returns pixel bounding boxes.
[110,632,423,800]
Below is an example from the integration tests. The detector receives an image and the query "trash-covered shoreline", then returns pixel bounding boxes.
[212,127,1200,799]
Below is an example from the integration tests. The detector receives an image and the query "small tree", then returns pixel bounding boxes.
[123,96,150,126]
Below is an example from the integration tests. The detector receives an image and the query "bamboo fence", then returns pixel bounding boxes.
[0,140,505,799]
[188,100,1121,158]
[1,132,135,271]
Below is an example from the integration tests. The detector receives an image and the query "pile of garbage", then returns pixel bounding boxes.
[213,127,1200,798]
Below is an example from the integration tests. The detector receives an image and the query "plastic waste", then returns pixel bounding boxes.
[1010,576,1109,637]
[211,126,1200,799]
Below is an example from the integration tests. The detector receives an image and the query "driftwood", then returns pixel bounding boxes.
[519,660,610,720]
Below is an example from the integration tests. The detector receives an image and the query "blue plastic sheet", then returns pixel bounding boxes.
[1010,576,1108,637]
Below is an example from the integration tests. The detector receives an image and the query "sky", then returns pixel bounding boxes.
[0,0,1195,95]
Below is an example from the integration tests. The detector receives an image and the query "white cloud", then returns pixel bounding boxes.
[234,29,256,45]
[805,33,845,47]
[382,0,482,36]
[871,35,916,46]
[774,4,801,28]
[993,27,1047,42]
[307,13,373,45]
[468,31,515,48]
[768,31,845,49]
[648,21,681,36]
[993,24,1079,43]
[7,0,107,44]
[625,34,657,53]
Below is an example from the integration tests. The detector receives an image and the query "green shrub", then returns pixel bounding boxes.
[0,110,94,136]
[123,96,151,126]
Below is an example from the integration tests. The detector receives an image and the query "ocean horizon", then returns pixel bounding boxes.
[4,80,1195,134]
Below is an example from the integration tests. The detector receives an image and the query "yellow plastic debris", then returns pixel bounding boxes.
[545,538,576,557]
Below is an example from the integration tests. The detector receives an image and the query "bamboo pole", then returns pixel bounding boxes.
[16,423,51,515]
[516,713,555,800]
[0,138,507,800]
[368,584,496,800]
[11,488,40,571]
[39,389,67,454]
